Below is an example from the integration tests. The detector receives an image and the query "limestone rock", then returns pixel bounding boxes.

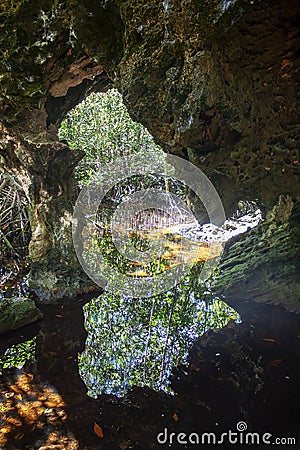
[214,196,300,314]
[0,297,43,334]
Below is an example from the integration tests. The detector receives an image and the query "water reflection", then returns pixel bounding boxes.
[0,287,238,399]
[79,281,238,397]
[0,303,89,448]
[0,338,36,375]
[0,299,299,448]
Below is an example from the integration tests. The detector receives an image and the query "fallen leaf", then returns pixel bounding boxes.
[263,338,276,343]
[172,413,179,422]
[56,314,63,318]
[94,422,104,438]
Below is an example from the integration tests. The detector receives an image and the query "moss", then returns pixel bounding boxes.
[28,264,97,303]
[0,297,42,334]
[214,197,300,313]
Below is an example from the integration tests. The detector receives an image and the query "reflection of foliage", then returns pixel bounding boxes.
[0,338,36,375]
[79,266,238,397]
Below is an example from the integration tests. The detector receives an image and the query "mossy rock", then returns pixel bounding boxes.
[0,297,43,335]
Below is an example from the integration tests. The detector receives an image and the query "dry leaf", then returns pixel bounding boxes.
[263,338,276,343]
[94,422,104,438]
[172,413,179,422]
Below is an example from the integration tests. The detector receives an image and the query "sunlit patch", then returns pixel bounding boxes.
[0,371,77,448]
[127,270,151,277]
[93,199,261,282]
[95,219,224,278]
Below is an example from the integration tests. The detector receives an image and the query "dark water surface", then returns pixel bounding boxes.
[0,299,299,449]
[0,292,237,396]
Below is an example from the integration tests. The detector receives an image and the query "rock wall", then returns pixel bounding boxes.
[215,195,300,315]
[115,0,300,213]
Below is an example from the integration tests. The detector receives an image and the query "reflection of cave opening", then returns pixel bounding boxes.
[77,197,261,397]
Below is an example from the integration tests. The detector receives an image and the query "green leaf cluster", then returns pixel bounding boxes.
[0,338,36,375]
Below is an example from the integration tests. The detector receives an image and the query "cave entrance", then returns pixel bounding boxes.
[58,88,253,397]
[0,88,263,398]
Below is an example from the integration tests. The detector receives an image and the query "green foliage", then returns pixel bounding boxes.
[0,172,31,296]
[0,338,36,375]
[59,89,163,187]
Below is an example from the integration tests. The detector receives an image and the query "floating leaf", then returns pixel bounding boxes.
[94,422,104,438]
[15,432,24,439]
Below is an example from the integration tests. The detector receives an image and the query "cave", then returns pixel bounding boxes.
[0,0,299,449]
